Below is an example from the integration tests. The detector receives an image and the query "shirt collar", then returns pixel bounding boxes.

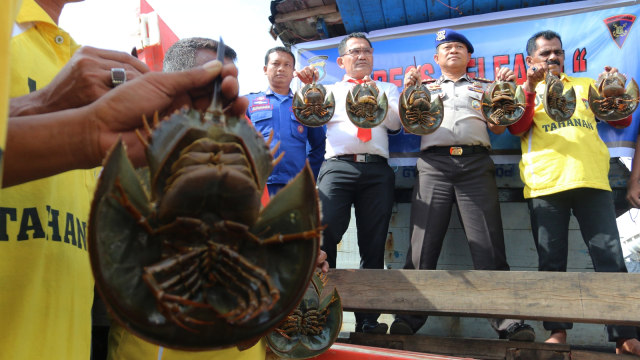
[16,0,56,27]
[265,87,293,97]
[438,73,472,84]
[342,75,366,83]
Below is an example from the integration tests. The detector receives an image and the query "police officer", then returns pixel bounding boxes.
[245,47,326,195]
[390,29,535,342]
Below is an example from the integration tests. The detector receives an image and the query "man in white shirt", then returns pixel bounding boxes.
[297,32,401,334]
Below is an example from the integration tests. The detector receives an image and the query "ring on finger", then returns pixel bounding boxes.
[111,68,126,87]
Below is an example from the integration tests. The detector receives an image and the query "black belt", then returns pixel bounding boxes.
[333,154,387,163]
[423,145,489,156]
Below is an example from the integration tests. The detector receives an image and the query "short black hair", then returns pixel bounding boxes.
[338,32,373,56]
[526,30,562,56]
[264,46,295,66]
[163,37,237,72]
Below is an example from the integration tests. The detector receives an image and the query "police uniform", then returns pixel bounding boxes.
[394,29,528,338]
[245,88,326,195]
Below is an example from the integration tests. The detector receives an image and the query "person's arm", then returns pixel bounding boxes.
[605,116,632,129]
[10,46,149,116]
[3,60,247,188]
[627,133,640,208]
[307,125,326,180]
[507,89,536,136]
[508,63,545,137]
[382,80,402,132]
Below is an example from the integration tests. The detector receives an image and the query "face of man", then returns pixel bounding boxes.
[526,37,564,76]
[263,51,295,92]
[433,41,471,75]
[336,37,373,79]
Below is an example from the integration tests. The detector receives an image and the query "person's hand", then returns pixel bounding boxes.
[86,60,247,168]
[11,46,149,116]
[361,75,375,85]
[523,62,548,93]
[495,67,515,82]
[403,66,421,88]
[627,178,640,208]
[294,66,319,84]
[602,65,621,78]
[316,250,329,273]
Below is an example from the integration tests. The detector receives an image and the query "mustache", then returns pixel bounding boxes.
[546,59,561,66]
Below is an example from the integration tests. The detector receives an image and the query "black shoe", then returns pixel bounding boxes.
[501,323,535,342]
[389,318,414,335]
[360,322,388,334]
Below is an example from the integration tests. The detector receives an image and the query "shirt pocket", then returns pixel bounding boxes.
[466,89,484,115]
[250,111,273,138]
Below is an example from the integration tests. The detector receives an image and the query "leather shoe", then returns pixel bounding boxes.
[358,322,388,334]
[390,318,414,335]
[500,323,535,342]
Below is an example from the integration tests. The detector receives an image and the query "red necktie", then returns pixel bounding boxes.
[348,79,372,143]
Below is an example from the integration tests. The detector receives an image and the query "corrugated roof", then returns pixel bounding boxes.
[269,0,586,45]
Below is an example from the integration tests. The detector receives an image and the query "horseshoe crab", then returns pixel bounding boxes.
[346,82,388,128]
[89,72,322,350]
[588,72,639,121]
[543,72,576,122]
[399,83,443,135]
[292,77,335,127]
[266,271,342,359]
[481,81,526,126]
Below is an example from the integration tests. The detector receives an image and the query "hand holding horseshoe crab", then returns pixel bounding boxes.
[526,60,576,122]
[588,66,639,121]
[89,40,322,351]
[480,67,525,126]
[399,65,443,135]
[292,72,335,127]
[346,75,388,128]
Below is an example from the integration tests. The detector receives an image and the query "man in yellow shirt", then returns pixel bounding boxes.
[5,1,153,359]
[0,0,22,187]
[1,2,247,360]
[508,29,640,355]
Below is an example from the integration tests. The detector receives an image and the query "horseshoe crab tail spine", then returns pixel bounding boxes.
[204,37,227,123]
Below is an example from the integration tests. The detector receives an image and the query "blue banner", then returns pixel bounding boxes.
[294,4,640,165]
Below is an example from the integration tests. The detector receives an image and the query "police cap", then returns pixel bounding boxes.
[435,28,474,54]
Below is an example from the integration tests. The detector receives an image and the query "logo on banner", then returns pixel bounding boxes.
[604,14,636,48]
[307,55,329,81]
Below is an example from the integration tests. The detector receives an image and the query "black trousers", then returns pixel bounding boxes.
[398,151,521,334]
[318,158,395,326]
[528,188,637,341]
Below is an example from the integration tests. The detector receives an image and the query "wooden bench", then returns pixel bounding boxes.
[326,269,640,359]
